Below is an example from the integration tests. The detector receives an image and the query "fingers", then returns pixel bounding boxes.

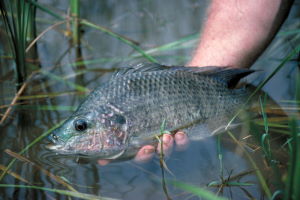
[134,145,155,163]
[156,134,174,156]
[97,160,110,166]
[174,131,189,151]
[135,134,175,163]
[98,131,189,166]
[134,132,187,163]
[97,145,156,166]
[156,132,189,154]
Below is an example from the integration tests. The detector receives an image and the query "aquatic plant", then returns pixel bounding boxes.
[0,0,37,87]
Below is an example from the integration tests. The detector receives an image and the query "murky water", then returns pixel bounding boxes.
[0,0,299,199]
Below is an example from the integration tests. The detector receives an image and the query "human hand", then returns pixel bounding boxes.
[97,131,189,166]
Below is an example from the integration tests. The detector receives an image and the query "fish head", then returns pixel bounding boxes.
[46,107,129,159]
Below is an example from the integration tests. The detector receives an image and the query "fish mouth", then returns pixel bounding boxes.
[45,143,65,151]
[45,141,127,159]
[45,131,127,157]
[45,133,124,155]
[45,135,103,154]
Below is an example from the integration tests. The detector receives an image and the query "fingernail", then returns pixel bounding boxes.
[163,134,171,144]
[98,160,110,166]
[144,148,155,154]
[175,132,185,140]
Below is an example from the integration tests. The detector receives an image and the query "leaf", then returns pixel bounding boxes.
[170,180,228,200]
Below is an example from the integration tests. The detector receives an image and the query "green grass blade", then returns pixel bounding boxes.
[144,33,199,55]
[284,117,300,200]
[80,20,158,63]
[56,33,197,70]
[170,180,228,200]
[41,70,89,92]
[271,190,283,200]
[226,131,272,198]
[225,182,254,187]
[278,29,300,36]
[249,45,300,101]
[27,0,64,20]
[15,105,77,111]
[208,181,254,187]
[226,44,300,129]
[70,0,79,45]
[16,91,84,100]
[296,68,300,107]
[259,95,269,134]
[0,120,65,181]
[260,96,272,158]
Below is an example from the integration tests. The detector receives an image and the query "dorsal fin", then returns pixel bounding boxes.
[205,68,255,88]
[113,63,168,77]
[113,63,224,77]
[113,63,254,88]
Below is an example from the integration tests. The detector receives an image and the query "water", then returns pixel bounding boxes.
[0,0,299,199]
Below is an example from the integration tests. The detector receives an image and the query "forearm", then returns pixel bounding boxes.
[188,0,293,68]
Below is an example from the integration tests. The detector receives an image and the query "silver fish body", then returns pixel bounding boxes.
[47,63,253,159]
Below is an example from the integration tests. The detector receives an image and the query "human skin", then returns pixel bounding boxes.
[189,0,293,68]
[98,0,293,166]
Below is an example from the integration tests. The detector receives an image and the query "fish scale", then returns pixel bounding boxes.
[47,63,254,159]
[86,66,243,138]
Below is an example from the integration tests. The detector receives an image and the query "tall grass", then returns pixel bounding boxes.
[283,117,300,200]
[70,0,80,46]
[0,0,37,88]
[259,96,283,190]
[282,61,300,200]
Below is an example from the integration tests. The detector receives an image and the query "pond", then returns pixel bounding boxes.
[0,0,299,199]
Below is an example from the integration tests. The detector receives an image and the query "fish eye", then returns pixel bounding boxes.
[74,119,88,131]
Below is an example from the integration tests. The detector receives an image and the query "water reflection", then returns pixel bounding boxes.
[37,135,262,199]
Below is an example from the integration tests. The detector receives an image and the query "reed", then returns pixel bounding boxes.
[0,0,37,88]
[283,117,300,200]
[259,96,283,190]
[282,64,300,200]
[70,0,80,46]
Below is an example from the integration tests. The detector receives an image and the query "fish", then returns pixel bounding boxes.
[46,63,254,160]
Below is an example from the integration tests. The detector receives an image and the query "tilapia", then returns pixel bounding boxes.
[47,63,254,159]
